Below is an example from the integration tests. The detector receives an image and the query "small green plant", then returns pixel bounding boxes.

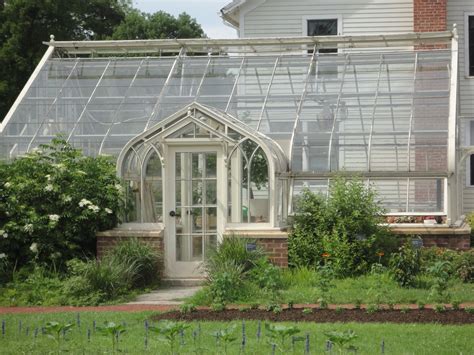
[302,308,313,315]
[451,300,461,311]
[400,306,410,314]
[266,303,282,314]
[180,303,197,314]
[287,300,295,309]
[324,330,358,354]
[335,306,344,314]
[249,302,260,310]
[211,302,226,312]
[149,321,190,354]
[417,302,426,310]
[248,257,282,296]
[265,323,301,352]
[212,325,237,355]
[434,304,446,313]
[353,299,362,310]
[366,304,379,314]
[387,301,395,311]
[428,261,452,302]
[389,240,421,287]
[96,322,126,355]
[44,321,74,354]
[208,261,244,304]
[465,307,474,314]
[318,297,329,310]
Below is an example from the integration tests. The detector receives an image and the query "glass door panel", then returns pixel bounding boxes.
[175,152,217,262]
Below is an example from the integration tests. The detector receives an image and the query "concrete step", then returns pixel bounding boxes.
[162,278,205,287]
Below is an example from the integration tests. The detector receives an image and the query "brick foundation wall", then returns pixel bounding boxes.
[390,224,471,250]
[224,229,289,267]
[256,238,288,267]
[414,0,447,32]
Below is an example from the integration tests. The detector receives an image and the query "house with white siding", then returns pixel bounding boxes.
[0,0,471,281]
[220,0,474,216]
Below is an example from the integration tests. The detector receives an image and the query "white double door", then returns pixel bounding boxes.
[164,144,225,278]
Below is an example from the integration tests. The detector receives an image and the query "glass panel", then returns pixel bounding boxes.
[191,207,203,233]
[206,207,217,231]
[206,153,217,178]
[125,180,140,222]
[205,180,217,204]
[228,140,269,223]
[192,236,203,258]
[192,153,203,178]
[192,181,203,204]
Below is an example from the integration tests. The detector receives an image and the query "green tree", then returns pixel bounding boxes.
[111,9,205,40]
[0,0,130,120]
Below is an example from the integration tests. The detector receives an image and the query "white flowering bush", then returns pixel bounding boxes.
[0,138,124,271]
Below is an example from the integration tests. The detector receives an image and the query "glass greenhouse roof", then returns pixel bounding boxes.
[0,31,455,177]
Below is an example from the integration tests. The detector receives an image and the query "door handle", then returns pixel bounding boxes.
[169,210,176,217]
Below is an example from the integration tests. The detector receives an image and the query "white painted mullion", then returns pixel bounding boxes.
[256,56,280,131]
[367,54,385,171]
[288,46,318,162]
[98,59,145,155]
[144,48,185,131]
[327,54,350,171]
[225,57,246,113]
[27,59,80,151]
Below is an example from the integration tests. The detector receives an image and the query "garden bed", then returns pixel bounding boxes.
[153,308,474,325]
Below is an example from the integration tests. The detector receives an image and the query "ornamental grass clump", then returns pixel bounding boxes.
[203,235,281,304]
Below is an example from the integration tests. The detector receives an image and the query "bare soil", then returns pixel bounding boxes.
[152,308,474,325]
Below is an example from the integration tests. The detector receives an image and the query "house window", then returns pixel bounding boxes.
[466,120,474,186]
[307,19,338,54]
[466,14,474,77]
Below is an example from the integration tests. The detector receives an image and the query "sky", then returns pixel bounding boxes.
[133,0,238,38]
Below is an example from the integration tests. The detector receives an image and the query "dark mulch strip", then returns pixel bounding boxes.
[152,308,474,325]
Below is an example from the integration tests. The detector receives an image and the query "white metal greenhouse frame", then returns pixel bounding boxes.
[0,30,461,228]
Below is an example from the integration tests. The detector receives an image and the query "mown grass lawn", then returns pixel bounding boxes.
[0,311,473,354]
[190,270,474,306]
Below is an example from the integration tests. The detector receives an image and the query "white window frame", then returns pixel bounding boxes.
[465,119,474,187]
[464,12,474,78]
[302,15,343,37]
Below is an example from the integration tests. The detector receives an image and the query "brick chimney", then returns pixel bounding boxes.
[414,0,447,32]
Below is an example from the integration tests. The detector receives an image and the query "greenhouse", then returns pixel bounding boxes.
[0,30,463,277]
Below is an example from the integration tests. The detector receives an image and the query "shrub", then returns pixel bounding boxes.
[0,138,124,272]
[427,261,452,302]
[105,238,161,288]
[202,235,265,277]
[208,261,244,304]
[421,248,474,283]
[64,258,131,301]
[389,240,421,287]
[288,177,397,277]
[248,257,282,292]
[203,235,267,304]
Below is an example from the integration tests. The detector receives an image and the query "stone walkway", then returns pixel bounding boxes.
[127,286,202,306]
